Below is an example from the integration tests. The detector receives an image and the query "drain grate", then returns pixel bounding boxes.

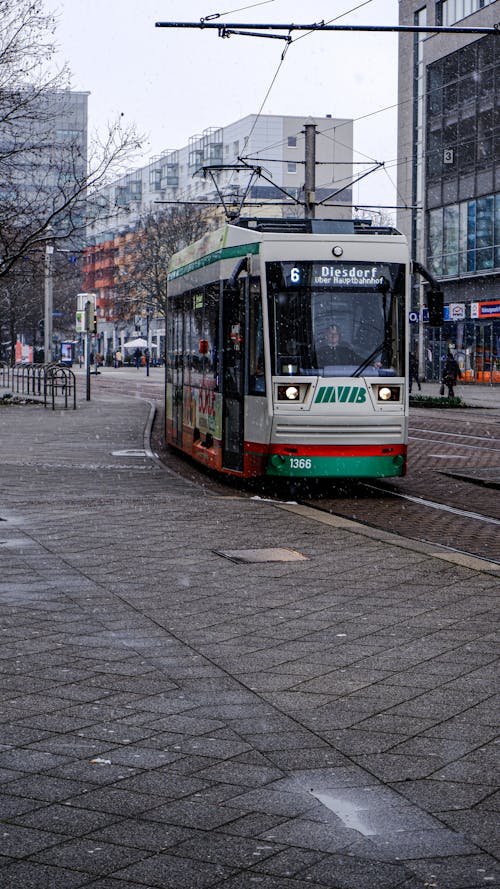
[215,547,309,564]
[111,449,149,458]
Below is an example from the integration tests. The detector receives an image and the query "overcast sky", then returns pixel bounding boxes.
[52,0,401,210]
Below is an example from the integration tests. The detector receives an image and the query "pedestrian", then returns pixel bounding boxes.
[440,350,461,397]
[134,348,141,368]
[409,353,421,393]
[115,349,122,368]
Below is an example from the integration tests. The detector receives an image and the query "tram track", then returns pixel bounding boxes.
[363,483,500,527]
[301,410,500,566]
[301,479,500,568]
[153,394,500,565]
[88,371,500,566]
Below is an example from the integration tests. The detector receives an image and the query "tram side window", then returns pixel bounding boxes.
[166,298,183,383]
[249,281,265,395]
[178,288,218,389]
[202,285,218,389]
[188,293,204,387]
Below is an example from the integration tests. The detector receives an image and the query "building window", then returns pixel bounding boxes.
[427,192,500,277]
[287,162,297,173]
[437,0,496,27]
[426,34,498,184]
[287,136,297,148]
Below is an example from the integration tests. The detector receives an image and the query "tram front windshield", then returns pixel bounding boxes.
[267,260,406,377]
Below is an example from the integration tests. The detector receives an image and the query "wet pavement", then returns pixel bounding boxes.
[0,380,498,888]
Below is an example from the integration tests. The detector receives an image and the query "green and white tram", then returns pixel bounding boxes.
[166,217,410,479]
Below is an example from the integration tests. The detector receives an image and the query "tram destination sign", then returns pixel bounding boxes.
[289,263,387,288]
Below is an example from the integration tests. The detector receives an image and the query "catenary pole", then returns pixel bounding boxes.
[304,123,316,220]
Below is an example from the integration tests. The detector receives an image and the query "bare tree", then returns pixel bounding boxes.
[0,0,143,281]
[117,206,210,319]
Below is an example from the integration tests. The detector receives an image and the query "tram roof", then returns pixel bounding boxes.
[236,217,403,236]
[168,217,406,284]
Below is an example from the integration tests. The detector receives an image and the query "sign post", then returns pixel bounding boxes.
[76,293,96,401]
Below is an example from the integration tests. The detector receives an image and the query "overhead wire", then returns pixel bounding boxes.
[192,2,424,213]
[201,1,277,20]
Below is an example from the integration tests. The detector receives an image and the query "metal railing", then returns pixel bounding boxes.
[0,362,77,409]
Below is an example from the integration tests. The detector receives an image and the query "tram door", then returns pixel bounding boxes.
[171,306,184,447]
[221,283,245,471]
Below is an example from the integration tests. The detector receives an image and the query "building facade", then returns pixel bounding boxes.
[88,114,353,245]
[397,1,499,383]
[0,88,88,238]
[0,88,88,361]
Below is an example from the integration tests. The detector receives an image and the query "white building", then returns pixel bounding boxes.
[88,113,353,242]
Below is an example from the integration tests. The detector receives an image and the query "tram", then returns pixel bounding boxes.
[166,217,410,479]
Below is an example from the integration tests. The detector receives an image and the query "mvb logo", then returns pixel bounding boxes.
[315,386,367,404]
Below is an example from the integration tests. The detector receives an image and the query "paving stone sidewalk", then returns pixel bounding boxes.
[0,393,498,889]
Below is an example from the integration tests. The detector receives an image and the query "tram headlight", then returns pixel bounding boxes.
[276,383,309,403]
[278,385,300,401]
[375,385,401,402]
[379,387,392,401]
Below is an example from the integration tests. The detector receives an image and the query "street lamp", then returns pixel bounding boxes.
[146,296,153,377]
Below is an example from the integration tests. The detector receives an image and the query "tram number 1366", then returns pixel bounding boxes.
[290,457,312,469]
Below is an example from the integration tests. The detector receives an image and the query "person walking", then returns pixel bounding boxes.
[440,350,461,398]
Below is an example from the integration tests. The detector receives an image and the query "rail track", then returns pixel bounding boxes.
[88,370,500,566]
[302,410,500,565]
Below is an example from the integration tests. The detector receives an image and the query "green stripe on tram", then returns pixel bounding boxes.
[267,453,405,478]
[168,242,260,281]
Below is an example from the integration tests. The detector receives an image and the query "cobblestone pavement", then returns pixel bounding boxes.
[0,385,498,888]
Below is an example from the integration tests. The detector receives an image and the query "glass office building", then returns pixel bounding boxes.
[397,2,499,383]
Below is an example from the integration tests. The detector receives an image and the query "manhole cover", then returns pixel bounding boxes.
[215,547,309,563]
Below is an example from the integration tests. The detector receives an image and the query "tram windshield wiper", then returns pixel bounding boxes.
[351,342,386,377]
[351,277,394,378]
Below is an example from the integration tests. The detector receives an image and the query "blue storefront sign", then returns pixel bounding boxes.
[409,308,429,323]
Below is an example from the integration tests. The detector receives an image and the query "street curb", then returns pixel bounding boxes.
[276,502,500,577]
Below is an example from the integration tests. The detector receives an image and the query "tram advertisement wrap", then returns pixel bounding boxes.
[183,387,222,439]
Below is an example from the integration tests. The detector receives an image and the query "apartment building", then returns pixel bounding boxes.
[83,113,354,360]
[397,0,499,382]
[87,113,353,243]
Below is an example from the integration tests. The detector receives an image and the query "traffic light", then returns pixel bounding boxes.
[427,289,444,327]
[84,301,97,333]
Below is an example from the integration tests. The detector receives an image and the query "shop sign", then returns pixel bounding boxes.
[444,303,466,321]
[470,301,500,319]
[409,308,429,323]
[75,310,84,333]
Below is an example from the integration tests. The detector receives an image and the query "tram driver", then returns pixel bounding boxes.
[316,323,360,367]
